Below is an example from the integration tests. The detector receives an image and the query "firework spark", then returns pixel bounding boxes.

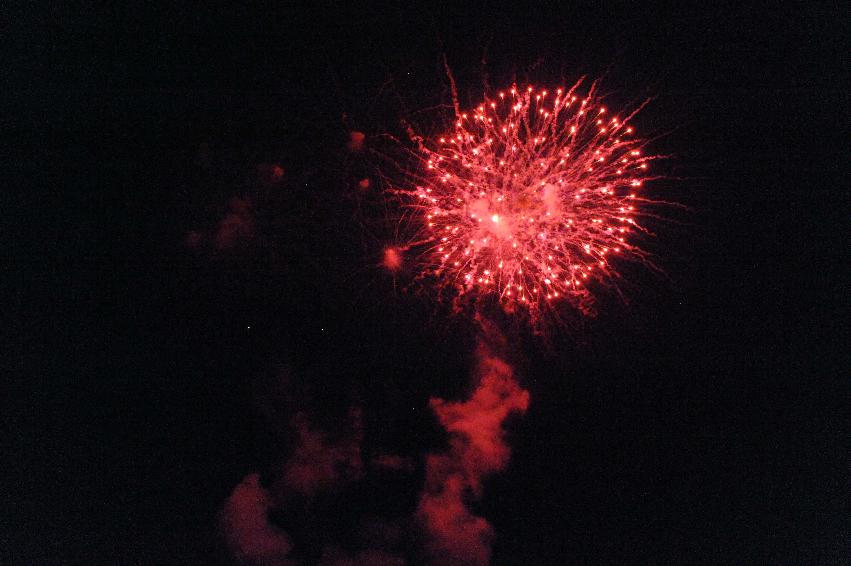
[393,80,659,317]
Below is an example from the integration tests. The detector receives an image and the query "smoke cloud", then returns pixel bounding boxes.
[220,337,527,565]
[219,407,368,565]
[417,341,529,565]
[280,408,364,497]
[215,197,255,251]
[220,473,295,566]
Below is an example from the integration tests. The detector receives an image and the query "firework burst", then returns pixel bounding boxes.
[391,79,661,318]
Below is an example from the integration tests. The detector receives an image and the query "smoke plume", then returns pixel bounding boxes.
[417,339,529,565]
[220,333,528,565]
[220,473,295,566]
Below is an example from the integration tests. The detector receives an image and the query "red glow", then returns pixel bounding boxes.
[215,197,254,250]
[394,80,658,319]
[348,130,366,152]
[256,162,284,186]
[382,246,403,272]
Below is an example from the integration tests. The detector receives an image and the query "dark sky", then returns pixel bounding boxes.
[7,2,849,564]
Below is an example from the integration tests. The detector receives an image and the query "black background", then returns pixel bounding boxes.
[6,2,849,564]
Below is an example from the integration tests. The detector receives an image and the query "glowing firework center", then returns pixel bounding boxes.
[409,83,651,311]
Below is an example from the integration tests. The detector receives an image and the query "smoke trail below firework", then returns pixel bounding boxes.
[417,319,529,565]
[390,79,661,321]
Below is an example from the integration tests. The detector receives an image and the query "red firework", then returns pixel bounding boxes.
[393,80,660,317]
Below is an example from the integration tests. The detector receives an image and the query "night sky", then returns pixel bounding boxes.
[7,3,849,565]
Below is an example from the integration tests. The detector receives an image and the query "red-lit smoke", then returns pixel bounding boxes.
[219,408,371,565]
[219,341,528,565]
[216,197,255,250]
[417,339,529,565]
[281,408,364,496]
[220,473,294,566]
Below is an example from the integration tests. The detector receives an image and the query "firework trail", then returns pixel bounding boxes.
[391,79,659,319]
